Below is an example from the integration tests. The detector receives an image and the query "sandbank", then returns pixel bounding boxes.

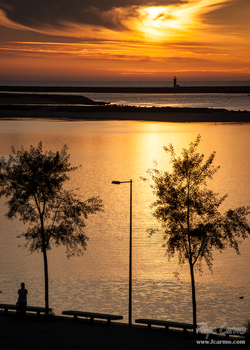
[0,91,250,123]
[0,105,250,123]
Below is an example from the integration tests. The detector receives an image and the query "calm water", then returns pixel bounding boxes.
[0,119,250,328]
[83,92,250,111]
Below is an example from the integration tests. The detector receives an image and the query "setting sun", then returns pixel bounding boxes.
[135,5,192,41]
[134,0,231,42]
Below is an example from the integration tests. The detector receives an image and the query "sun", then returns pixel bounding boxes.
[133,5,192,41]
[141,6,179,29]
[132,0,225,42]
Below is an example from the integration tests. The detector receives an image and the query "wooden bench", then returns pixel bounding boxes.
[0,304,52,316]
[136,320,248,341]
[135,319,194,332]
[62,310,123,325]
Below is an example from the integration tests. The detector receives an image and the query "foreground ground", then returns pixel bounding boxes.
[0,313,247,350]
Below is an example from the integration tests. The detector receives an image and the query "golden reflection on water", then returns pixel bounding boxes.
[1,120,250,325]
[1,120,250,283]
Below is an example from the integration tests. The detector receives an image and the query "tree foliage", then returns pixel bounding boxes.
[18,189,102,257]
[0,142,103,313]
[143,135,250,331]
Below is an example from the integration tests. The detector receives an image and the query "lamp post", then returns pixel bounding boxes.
[112,180,132,326]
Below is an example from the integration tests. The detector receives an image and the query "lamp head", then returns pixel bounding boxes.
[112,181,121,184]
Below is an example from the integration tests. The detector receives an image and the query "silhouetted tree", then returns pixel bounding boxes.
[143,135,250,334]
[0,142,103,315]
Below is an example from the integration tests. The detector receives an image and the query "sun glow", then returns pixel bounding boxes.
[133,0,228,42]
[141,6,181,29]
[133,5,193,41]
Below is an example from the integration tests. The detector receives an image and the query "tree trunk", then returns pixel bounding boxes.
[42,246,49,317]
[40,215,49,317]
[189,262,197,337]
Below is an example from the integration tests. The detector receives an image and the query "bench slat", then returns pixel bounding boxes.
[0,304,52,315]
[135,319,194,331]
[62,310,123,324]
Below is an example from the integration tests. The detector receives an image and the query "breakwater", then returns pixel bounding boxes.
[1,86,250,94]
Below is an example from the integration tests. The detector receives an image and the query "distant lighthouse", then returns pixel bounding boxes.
[173,76,177,87]
[173,76,179,88]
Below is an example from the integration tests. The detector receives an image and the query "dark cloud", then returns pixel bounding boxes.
[200,0,250,29]
[154,12,176,21]
[0,24,81,43]
[0,0,186,31]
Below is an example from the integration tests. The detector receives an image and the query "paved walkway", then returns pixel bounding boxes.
[0,313,247,349]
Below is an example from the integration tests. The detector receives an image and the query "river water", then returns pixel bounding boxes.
[0,119,250,329]
[83,92,250,111]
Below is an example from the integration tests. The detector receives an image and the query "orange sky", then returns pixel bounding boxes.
[0,0,249,81]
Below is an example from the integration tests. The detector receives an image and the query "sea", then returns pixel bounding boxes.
[0,81,250,330]
[1,80,250,111]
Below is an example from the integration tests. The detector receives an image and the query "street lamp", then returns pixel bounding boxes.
[111,180,132,326]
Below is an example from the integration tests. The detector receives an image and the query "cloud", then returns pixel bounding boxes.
[1,0,245,49]
[0,0,186,31]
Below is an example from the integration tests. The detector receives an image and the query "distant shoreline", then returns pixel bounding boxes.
[0,92,107,105]
[1,85,250,94]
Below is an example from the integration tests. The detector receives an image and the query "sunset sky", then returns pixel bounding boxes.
[0,0,249,81]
